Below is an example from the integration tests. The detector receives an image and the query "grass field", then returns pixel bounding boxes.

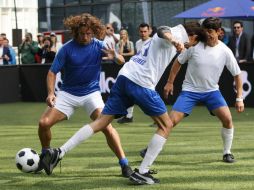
[0,102,254,190]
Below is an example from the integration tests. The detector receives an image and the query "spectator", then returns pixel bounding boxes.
[38,36,56,64]
[0,33,6,38]
[219,27,229,45]
[37,33,44,48]
[19,32,39,64]
[50,32,62,52]
[3,38,16,65]
[228,21,250,63]
[0,36,12,65]
[115,29,135,62]
[104,23,120,48]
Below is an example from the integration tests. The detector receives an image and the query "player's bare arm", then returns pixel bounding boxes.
[164,59,182,99]
[234,74,244,113]
[157,26,184,52]
[46,70,57,107]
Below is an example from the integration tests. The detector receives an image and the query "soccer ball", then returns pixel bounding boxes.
[15,148,40,173]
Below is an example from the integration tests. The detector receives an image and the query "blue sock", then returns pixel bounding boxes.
[119,158,128,168]
[41,148,49,155]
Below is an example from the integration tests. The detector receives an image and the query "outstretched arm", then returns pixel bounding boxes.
[157,26,184,52]
[234,74,244,113]
[163,59,182,99]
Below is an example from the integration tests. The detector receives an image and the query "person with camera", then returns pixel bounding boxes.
[19,32,39,64]
[38,36,56,64]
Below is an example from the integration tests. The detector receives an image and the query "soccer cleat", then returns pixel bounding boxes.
[140,148,147,158]
[34,154,45,173]
[121,165,133,178]
[117,116,133,124]
[223,153,235,163]
[41,148,62,175]
[129,168,160,185]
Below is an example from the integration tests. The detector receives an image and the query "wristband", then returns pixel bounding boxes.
[236,97,243,102]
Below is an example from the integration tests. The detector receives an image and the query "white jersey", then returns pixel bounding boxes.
[135,38,151,52]
[178,41,241,92]
[119,24,189,90]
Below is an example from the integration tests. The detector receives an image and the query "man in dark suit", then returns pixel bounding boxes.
[0,36,12,65]
[228,21,250,63]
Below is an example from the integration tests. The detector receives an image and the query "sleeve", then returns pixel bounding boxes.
[50,46,66,74]
[177,48,191,65]
[225,48,241,76]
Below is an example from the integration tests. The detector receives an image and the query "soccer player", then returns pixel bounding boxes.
[164,17,244,163]
[37,13,132,177]
[117,23,151,124]
[42,21,204,184]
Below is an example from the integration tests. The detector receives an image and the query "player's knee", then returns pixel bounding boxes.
[222,116,233,128]
[38,117,52,129]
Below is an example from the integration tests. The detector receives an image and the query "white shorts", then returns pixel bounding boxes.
[54,91,104,119]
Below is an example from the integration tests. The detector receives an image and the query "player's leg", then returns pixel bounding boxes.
[38,108,66,149]
[42,114,115,175]
[212,106,235,163]
[130,112,173,185]
[117,106,134,123]
[206,90,235,163]
[91,108,132,177]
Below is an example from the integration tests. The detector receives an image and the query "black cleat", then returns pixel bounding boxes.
[34,154,44,173]
[129,168,160,185]
[121,165,133,178]
[41,148,62,175]
[140,148,147,158]
[117,116,133,124]
[223,153,235,163]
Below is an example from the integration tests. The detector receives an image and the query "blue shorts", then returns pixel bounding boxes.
[172,90,227,116]
[102,75,167,118]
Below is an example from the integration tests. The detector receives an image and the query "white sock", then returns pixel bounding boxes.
[59,124,94,158]
[221,127,234,155]
[126,106,134,118]
[139,134,166,174]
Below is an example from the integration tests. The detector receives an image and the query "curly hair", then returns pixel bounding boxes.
[64,13,106,40]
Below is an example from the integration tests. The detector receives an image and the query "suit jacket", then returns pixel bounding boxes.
[228,32,250,61]
[1,46,12,65]
[249,35,254,61]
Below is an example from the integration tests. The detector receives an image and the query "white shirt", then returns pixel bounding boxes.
[135,38,151,52]
[119,24,189,90]
[103,34,120,48]
[178,41,241,92]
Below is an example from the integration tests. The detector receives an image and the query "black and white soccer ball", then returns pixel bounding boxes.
[15,148,40,173]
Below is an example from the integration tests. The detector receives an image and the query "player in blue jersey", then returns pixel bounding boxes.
[37,13,132,177]
[42,21,205,184]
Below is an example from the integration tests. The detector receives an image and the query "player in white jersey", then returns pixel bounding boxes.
[117,23,151,124]
[164,17,244,163]
[42,21,205,185]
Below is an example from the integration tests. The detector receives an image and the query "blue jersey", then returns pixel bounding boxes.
[50,38,105,96]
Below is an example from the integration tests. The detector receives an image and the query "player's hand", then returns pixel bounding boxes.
[102,44,115,60]
[46,94,56,107]
[235,101,244,113]
[163,82,174,99]
[172,41,185,52]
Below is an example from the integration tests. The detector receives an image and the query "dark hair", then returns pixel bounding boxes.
[43,36,53,48]
[202,17,222,31]
[183,21,206,42]
[139,23,150,29]
[233,20,243,27]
